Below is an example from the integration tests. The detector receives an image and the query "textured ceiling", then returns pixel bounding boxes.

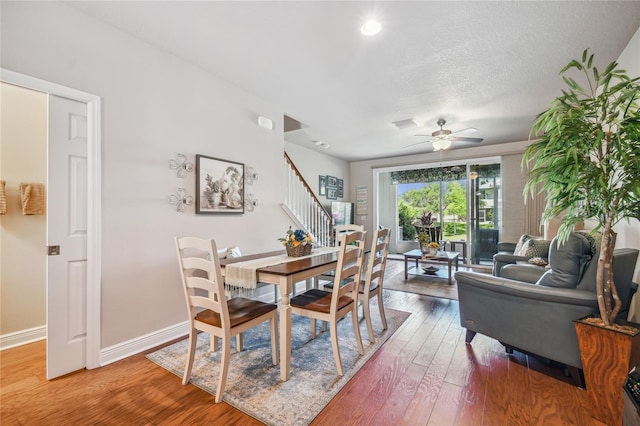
[67,1,640,161]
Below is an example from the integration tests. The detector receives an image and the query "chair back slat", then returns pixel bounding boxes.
[364,228,390,293]
[175,236,230,330]
[333,231,366,304]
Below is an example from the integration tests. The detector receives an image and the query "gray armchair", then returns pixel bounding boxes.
[456,232,639,386]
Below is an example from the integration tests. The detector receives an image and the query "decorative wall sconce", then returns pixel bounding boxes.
[244,193,258,212]
[245,166,258,185]
[168,188,193,212]
[169,153,193,178]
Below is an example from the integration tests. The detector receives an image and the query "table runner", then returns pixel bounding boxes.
[224,246,338,290]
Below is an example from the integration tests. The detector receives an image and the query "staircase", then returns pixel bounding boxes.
[283,152,333,247]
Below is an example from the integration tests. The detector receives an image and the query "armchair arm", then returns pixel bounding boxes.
[493,253,533,277]
[455,271,597,306]
[497,241,517,252]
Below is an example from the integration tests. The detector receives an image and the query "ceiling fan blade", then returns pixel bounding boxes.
[451,136,483,143]
[402,140,430,149]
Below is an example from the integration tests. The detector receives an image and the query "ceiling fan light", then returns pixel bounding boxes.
[360,20,381,36]
[432,139,451,151]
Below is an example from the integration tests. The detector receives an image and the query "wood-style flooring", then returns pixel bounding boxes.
[1,261,604,425]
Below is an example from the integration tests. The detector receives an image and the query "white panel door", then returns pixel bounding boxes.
[46,95,88,379]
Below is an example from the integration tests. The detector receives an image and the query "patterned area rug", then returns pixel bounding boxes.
[146,307,410,425]
[384,264,459,300]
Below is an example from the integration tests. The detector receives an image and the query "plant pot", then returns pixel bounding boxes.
[574,314,640,426]
[286,244,312,257]
[419,242,430,254]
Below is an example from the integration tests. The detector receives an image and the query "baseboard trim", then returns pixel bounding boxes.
[0,325,47,351]
[99,321,189,366]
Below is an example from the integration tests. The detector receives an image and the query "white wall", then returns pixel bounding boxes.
[0,83,47,335]
[0,2,301,348]
[615,26,640,321]
[615,25,640,285]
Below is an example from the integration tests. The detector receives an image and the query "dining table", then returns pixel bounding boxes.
[219,247,341,381]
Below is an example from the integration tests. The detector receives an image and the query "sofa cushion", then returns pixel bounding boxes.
[536,233,592,289]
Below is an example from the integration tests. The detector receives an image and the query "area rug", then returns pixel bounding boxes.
[384,264,459,300]
[146,307,410,425]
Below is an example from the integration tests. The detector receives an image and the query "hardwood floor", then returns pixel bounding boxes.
[2,263,604,425]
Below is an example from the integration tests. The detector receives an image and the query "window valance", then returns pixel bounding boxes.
[390,164,500,184]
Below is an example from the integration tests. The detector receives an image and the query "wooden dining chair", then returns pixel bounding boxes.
[314,224,364,288]
[358,227,390,343]
[290,230,367,376]
[175,236,278,403]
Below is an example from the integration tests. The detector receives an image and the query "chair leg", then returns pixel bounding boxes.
[215,337,232,403]
[329,320,344,376]
[211,336,219,352]
[351,304,364,355]
[273,285,278,303]
[235,333,243,352]
[182,327,197,385]
[465,329,477,343]
[377,293,388,330]
[362,296,375,343]
[270,314,279,365]
[311,318,317,339]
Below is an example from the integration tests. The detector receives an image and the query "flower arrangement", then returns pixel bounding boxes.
[420,211,435,227]
[279,227,314,257]
[417,232,431,244]
[428,241,440,250]
[417,211,435,244]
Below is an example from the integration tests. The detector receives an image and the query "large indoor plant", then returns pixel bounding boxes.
[523,49,640,326]
[523,49,640,425]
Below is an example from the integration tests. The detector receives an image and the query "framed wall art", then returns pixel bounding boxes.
[327,188,337,200]
[337,179,344,198]
[319,175,327,196]
[196,154,244,214]
[327,175,338,189]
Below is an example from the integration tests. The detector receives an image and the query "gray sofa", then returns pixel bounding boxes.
[492,237,551,277]
[456,232,639,386]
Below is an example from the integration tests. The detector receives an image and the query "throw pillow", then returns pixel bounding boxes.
[513,234,532,256]
[227,246,242,258]
[217,247,228,259]
[522,239,551,258]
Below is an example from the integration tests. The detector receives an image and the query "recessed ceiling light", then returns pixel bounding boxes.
[360,20,381,36]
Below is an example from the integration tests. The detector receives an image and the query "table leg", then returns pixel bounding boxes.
[448,260,453,285]
[279,283,291,381]
[404,256,408,280]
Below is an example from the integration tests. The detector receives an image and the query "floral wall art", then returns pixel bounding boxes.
[196,154,244,214]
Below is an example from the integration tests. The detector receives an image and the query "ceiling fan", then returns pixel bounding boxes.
[406,118,484,151]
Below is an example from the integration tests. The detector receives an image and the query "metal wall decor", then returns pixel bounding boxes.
[168,188,193,212]
[244,193,258,212]
[169,153,193,178]
[245,166,258,185]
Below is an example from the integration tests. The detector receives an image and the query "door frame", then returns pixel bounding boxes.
[1,68,102,369]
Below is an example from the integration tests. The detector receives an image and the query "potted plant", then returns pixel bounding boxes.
[523,49,640,425]
[416,211,435,253]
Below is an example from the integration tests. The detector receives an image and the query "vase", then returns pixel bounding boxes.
[420,242,430,254]
[574,314,640,426]
[429,247,438,256]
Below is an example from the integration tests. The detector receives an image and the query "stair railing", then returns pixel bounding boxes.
[283,152,333,247]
